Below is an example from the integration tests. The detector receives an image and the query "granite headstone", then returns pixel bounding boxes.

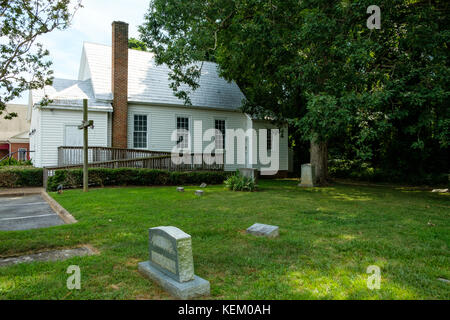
[299,164,315,187]
[138,226,210,299]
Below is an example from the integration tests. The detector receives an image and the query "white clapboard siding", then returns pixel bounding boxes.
[38,109,108,167]
[127,104,288,172]
[128,104,249,171]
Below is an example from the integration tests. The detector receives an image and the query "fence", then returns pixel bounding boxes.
[57,146,170,166]
[44,148,225,189]
[0,150,35,162]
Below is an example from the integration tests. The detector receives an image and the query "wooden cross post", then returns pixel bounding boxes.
[78,99,94,192]
[83,99,88,192]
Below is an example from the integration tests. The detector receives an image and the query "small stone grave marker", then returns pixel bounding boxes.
[246,223,279,238]
[177,187,184,192]
[432,189,448,193]
[437,278,450,284]
[239,168,258,183]
[195,190,204,196]
[299,163,315,187]
[138,226,210,299]
[200,183,207,188]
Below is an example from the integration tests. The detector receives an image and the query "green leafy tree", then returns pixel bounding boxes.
[128,37,148,51]
[0,0,82,119]
[140,0,449,184]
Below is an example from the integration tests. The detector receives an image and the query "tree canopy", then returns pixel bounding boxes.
[0,0,82,119]
[128,37,148,51]
[140,0,449,183]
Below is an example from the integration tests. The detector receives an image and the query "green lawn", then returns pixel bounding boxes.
[0,180,448,299]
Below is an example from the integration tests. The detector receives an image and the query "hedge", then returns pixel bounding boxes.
[329,159,449,185]
[0,168,43,188]
[47,168,231,191]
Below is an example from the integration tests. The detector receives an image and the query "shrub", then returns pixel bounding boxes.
[328,159,449,185]
[0,158,33,167]
[224,172,256,192]
[0,167,43,188]
[47,168,231,191]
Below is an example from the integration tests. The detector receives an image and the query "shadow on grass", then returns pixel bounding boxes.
[0,179,448,299]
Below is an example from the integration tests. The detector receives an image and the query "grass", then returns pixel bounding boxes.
[0,179,448,300]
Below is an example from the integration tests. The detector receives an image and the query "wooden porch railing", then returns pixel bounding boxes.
[44,149,225,189]
[57,146,170,166]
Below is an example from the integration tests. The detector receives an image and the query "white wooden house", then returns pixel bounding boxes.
[29,21,289,174]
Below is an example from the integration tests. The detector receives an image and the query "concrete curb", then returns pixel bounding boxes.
[0,188,43,198]
[40,191,77,224]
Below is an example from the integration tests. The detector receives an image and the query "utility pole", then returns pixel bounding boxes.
[78,99,94,192]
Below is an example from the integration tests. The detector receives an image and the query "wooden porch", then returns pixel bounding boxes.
[43,146,225,189]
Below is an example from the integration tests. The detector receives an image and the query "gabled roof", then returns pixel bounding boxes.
[79,42,245,110]
[32,78,113,111]
[0,104,30,141]
[9,130,29,143]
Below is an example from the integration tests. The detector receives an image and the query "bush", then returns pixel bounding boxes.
[0,167,43,188]
[328,159,449,185]
[329,159,379,181]
[0,158,33,167]
[224,172,256,191]
[47,168,231,191]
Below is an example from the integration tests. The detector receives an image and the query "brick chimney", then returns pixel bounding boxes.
[111,21,129,148]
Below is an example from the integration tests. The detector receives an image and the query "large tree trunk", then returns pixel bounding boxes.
[310,139,328,186]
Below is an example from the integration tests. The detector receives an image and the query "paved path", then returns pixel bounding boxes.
[0,194,65,231]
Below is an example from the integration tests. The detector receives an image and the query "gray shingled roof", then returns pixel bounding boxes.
[83,42,245,110]
[33,42,246,111]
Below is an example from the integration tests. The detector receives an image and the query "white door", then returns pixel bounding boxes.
[64,125,83,146]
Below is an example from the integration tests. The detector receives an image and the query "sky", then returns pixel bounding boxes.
[11,0,150,104]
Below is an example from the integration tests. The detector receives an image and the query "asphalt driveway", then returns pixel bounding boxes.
[0,194,65,231]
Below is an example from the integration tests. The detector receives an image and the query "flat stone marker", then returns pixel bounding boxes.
[200,183,207,188]
[177,187,184,192]
[195,190,204,196]
[138,226,210,299]
[299,163,315,187]
[246,223,279,238]
[432,189,448,193]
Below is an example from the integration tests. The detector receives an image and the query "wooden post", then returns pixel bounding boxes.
[43,168,48,190]
[83,99,88,192]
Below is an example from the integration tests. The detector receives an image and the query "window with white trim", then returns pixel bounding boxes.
[133,114,147,149]
[18,148,27,161]
[215,119,225,150]
[176,117,189,149]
